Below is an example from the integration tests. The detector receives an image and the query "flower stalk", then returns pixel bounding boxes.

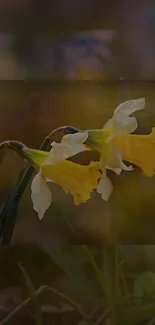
[0,126,78,245]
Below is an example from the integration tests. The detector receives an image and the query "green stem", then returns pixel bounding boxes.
[119,261,131,306]
[82,245,106,296]
[0,137,52,245]
[0,286,47,325]
[47,286,92,325]
[102,246,121,323]
[0,125,79,245]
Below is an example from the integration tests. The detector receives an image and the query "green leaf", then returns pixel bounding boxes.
[118,302,155,325]
[66,245,99,266]
[18,263,42,325]
[47,286,92,324]
[41,245,100,308]
[82,246,106,296]
[101,246,121,309]
[133,271,155,301]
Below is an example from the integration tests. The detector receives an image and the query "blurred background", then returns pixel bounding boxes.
[0,0,155,244]
[0,1,155,324]
[0,0,155,80]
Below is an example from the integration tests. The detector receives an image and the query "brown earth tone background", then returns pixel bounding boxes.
[0,81,154,245]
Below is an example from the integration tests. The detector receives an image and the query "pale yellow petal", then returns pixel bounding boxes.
[45,144,66,165]
[100,146,133,172]
[106,165,122,175]
[61,131,88,145]
[114,98,145,117]
[114,151,133,171]
[47,133,90,165]
[97,174,113,201]
[31,173,52,220]
[105,116,138,142]
[103,98,145,142]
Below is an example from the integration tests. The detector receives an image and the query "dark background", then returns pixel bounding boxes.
[0,0,155,244]
[0,2,155,325]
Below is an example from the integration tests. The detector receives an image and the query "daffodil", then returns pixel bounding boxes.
[22,131,101,219]
[83,98,146,200]
[113,127,155,177]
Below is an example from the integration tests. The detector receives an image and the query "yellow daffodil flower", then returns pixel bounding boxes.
[22,131,101,219]
[113,127,155,177]
[83,98,145,200]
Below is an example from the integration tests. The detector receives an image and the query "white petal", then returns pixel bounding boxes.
[61,143,90,158]
[97,175,113,201]
[103,117,113,130]
[31,173,52,220]
[114,98,145,117]
[105,150,133,172]
[120,161,133,171]
[46,176,68,194]
[115,116,137,132]
[106,116,137,142]
[46,143,89,166]
[104,98,145,140]
[46,178,54,183]
[104,117,137,142]
[111,151,133,171]
[106,165,122,175]
[116,151,133,171]
[45,144,65,165]
[46,179,68,194]
[61,131,88,145]
[103,98,145,129]
[45,131,89,166]
[51,141,57,147]
[121,161,134,172]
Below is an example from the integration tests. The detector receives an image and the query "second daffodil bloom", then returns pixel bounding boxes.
[22,131,101,220]
[113,127,155,177]
[84,98,146,200]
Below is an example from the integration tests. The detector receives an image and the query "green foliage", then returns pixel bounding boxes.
[19,262,43,325]
[133,271,155,301]
[2,245,155,325]
[41,245,101,308]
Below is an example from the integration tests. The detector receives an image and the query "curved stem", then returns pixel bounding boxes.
[0,286,47,325]
[0,140,27,159]
[0,140,26,150]
[0,125,80,245]
[47,286,92,324]
[0,126,79,160]
[46,125,79,142]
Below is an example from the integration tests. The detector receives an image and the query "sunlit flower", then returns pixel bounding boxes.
[84,98,145,200]
[22,131,101,219]
[113,127,155,177]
